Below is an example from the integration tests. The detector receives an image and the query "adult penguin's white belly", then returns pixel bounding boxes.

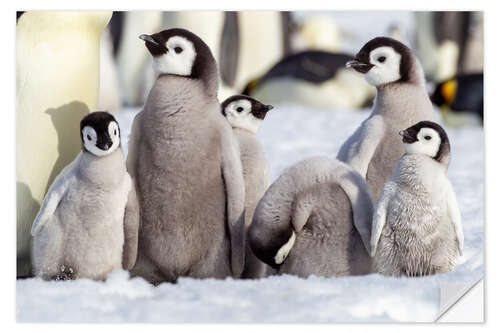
[235,11,284,92]
[16,11,111,277]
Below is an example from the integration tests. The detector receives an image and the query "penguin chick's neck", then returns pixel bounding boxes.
[396,154,446,192]
[79,147,126,186]
[146,74,217,114]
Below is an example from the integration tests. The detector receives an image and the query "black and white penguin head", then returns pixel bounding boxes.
[80,112,120,157]
[346,36,413,87]
[221,95,273,133]
[399,121,450,164]
[139,28,218,91]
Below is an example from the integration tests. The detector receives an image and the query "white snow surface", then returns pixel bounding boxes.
[17,105,484,323]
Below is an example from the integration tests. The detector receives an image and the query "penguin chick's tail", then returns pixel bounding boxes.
[248,157,375,269]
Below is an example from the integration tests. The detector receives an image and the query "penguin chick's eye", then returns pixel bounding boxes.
[378,56,386,63]
[174,47,183,54]
[114,129,117,136]
[236,107,244,112]
[86,134,91,141]
[424,135,432,140]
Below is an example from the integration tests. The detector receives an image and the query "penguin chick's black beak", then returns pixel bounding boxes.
[399,130,417,144]
[139,34,160,46]
[252,104,273,120]
[263,105,274,112]
[346,59,374,74]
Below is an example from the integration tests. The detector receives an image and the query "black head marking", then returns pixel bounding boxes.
[401,121,450,163]
[249,224,294,269]
[80,112,120,152]
[139,28,218,92]
[354,36,412,82]
[220,94,273,120]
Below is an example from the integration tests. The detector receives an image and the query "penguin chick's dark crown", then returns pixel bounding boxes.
[355,36,412,82]
[221,94,274,120]
[80,112,120,148]
[140,28,217,81]
[402,120,450,163]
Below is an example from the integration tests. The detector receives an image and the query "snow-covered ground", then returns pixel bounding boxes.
[16,104,483,323]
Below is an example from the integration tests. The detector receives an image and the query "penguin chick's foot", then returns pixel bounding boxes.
[51,265,75,281]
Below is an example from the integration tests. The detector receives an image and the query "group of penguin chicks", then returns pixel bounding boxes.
[30,29,464,283]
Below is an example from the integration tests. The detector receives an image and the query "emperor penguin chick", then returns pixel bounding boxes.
[31,112,140,281]
[338,37,437,202]
[371,121,464,277]
[128,29,246,283]
[249,157,374,278]
[221,95,273,278]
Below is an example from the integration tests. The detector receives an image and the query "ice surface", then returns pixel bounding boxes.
[16,105,484,323]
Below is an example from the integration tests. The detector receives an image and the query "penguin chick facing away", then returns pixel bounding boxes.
[338,37,437,203]
[249,157,374,278]
[128,29,246,283]
[221,95,273,278]
[31,112,140,281]
[371,121,464,277]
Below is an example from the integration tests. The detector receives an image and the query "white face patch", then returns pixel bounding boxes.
[364,46,402,86]
[224,99,262,133]
[82,121,120,157]
[274,231,296,265]
[404,128,441,158]
[152,36,197,77]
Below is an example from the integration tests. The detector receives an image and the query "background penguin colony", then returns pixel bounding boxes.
[17,11,480,282]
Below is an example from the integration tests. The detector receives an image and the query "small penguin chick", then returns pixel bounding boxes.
[221,95,273,133]
[399,120,451,166]
[80,111,121,156]
[346,36,413,86]
[31,111,140,280]
[370,121,463,276]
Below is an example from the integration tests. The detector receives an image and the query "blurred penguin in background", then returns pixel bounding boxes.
[115,11,163,107]
[242,50,375,110]
[292,15,342,52]
[16,11,112,277]
[98,23,122,112]
[430,73,483,126]
[415,11,480,82]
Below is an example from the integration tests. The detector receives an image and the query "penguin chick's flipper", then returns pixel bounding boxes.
[125,111,143,180]
[445,179,464,256]
[122,176,140,270]
[30,155,80,236]
[336,166,375,255]
[337,115,385,178]
[370,182,397,257]
[220,126,246,277]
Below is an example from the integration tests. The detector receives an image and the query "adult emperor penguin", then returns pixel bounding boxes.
[16,11,112,277]
[221,95,273,278]
[242,50,374,110]
[249,157,374,278]
[338,37,436,202]
[31,112,140,280]
[371,121,463,276]
[128,29,246,283]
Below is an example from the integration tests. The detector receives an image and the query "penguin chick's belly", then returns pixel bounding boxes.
[57,184,126,279]
[278,183,370,278]
[375,189,456,276]
[136,135,229,277]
